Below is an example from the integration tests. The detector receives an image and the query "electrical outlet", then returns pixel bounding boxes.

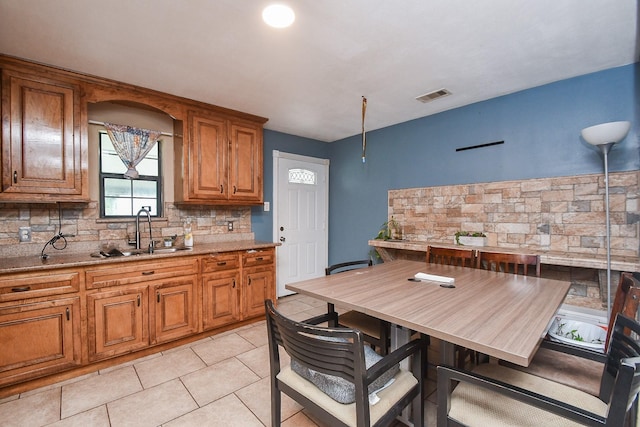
[19,226,32,243]
[227,221,234,231]
[263,201,270,212]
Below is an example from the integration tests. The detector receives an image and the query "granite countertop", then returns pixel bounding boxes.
[368,239,640,272]
[0,240,279,274]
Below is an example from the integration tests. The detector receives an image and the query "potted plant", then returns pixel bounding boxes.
[374,216,402,241]
[454,231,487,246]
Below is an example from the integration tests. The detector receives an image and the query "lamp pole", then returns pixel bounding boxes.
[600,142,613,321]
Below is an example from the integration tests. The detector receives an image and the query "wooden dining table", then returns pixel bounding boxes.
[285,259,572,367]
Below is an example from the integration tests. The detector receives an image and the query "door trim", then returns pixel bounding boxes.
[272,150,330,296]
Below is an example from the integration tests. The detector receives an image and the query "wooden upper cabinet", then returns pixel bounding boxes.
[229,120,263,203]
[176,110,264,205]
[0,67,87,201]
[186,112,228,201]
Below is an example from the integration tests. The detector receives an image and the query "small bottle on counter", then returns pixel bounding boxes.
[183,218,193,247]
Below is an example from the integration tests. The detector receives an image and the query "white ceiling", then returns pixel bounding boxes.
[0,0,637,142]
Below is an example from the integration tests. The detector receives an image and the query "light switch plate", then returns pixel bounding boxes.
[263,201,270,212]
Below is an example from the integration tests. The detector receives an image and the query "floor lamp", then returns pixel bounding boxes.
[580,121,631,320]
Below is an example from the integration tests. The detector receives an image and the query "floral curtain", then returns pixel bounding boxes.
[103,123,162,179]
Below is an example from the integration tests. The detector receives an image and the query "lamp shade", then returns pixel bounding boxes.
[581,121,631,146]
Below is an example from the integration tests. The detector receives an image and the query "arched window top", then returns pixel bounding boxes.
[288,168,316,185]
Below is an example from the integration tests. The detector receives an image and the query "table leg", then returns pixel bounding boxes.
[440,340,455,366]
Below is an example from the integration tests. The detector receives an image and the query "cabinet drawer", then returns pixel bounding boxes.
[242,249,274,268]
[201,252,240,273]
[0,270,80,303]
[85,257,199,289]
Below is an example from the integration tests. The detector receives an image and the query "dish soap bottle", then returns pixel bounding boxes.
[183,218,193,247]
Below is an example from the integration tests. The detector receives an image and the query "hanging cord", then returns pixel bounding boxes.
[41,203,75,259]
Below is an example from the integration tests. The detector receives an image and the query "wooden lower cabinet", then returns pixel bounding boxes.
[151,276,198,344]
[88,277,198,362]
[243,267,273,318]
[0,297,81,387]
[202,271,240,330]
[87,286,149,362]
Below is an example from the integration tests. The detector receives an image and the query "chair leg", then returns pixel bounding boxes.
[271,384,281,427]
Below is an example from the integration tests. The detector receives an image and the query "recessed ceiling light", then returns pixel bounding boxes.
[262,4,295,28]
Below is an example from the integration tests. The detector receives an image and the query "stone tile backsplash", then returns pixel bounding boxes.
[388,171,639,258]
[0,202,253,259]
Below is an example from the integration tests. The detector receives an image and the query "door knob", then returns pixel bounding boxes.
[279,236,286,242]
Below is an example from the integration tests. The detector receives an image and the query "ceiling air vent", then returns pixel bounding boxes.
[416,88,451,103]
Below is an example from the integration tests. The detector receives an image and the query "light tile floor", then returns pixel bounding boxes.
[0,294,437,426]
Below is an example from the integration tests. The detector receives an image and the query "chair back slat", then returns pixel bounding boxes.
[266,299,366,383]
[326,259,372,275]
[478,251,541,276]
[426,246,476,268]
[605,272,640,349]
[600,314,640,407]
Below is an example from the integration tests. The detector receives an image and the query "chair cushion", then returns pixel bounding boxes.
[448,363,607,427]
[290,344,399,404]
[500,346,603,396]
[278,365,417,426]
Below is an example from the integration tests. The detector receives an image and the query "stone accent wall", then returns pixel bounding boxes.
[389,171,639,258]
[0,202,252,258]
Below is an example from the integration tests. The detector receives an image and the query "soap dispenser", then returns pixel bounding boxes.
[183,218,193,247]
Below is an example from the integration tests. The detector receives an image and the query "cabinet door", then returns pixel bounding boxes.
[228,120,262,203]
[87,287,148,361]
[150,275,198,344]
[187,112,228,200]
[202,271,240,330]
[0,297,81,387]
[242,268,273,319]
[1,70,83,198]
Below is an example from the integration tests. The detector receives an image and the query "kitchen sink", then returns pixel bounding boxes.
[95,246,192,258]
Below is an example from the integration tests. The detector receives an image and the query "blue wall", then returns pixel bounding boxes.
[252,63,639,265]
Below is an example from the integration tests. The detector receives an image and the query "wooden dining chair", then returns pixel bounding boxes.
[265,299,426,427]
[426,246,477,268]
[477,251,541,276]
[437,313,640,427]
[506,272,640,396]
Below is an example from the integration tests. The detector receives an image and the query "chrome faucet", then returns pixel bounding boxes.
[135,207,154,253]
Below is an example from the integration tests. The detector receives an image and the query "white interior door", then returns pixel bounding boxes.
[273,151,329,297]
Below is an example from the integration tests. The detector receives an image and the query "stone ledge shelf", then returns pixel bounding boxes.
[368,239,640,273]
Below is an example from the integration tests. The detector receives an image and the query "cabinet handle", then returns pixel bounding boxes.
[11,286,31,292]
[233,185,237,194]
[13,171,17,184]
[232,279,236,288]
[248,277,251,286]
[220,185,224,193]
[157,292,160,303]
[217,261,227,266]
[142,271,155,275]
[256,257,264,261]
[66,307,70,321]
[137,295,141,307]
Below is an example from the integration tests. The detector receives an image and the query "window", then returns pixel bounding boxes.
[288,168,316,185]
[99,132,162,217]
